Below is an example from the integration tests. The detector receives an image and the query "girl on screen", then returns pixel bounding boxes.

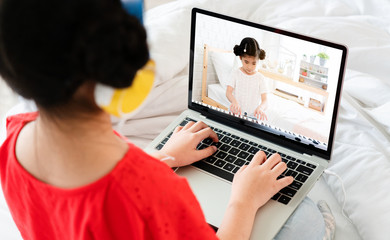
[226,37,269,121]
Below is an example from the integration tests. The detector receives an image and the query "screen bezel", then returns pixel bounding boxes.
[188,8,348,160]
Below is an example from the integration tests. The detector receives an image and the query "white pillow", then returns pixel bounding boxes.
[210,51,237,89]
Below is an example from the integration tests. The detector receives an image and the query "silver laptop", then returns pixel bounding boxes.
[146,8,347,240]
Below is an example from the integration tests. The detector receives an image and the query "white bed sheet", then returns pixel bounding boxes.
[1,0,390,239]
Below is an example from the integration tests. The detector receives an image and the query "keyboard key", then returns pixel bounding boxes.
[197,143,208,150]
[247,154,254,161]
[237,151,249,160]
[221,136,232,144]
[202,138,213,145]
[215,151,227,160]
[205,156,217,164]
[230,140,241,147]
[296,174,308,183]
[233,159,246,166]
[306,163,317,169]
[264,151,272,157]
[278,195,291,205]
[280,187,297,198]
[228,148,240,156]
[290,181,303,190]
[296,159,305,164]
[287,161,298,170]
[223,163,235,172]
[239,143,250,151]
[232,167,240,174]
[161,137,169,144]
[179,121,188,126]
[271,193,281,201]
[214,160,226,168]
[240,138,249,143]
[212,142,222,148]
[192,161,234,182]
[220,144,231,152]
[296,165,314,176]
[156,144,164,150]
[225,155,237,163]
[231,134,240,139]
[285,170,298,178]
[249,146,260,154]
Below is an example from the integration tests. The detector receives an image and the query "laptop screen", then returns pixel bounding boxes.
[189,8,347,158]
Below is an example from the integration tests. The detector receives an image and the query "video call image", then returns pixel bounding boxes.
[191,13,343,150]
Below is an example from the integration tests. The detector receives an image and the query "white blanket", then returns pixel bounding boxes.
[1,0,389,239]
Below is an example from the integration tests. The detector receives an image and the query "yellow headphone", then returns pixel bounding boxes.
[94,59,155,117]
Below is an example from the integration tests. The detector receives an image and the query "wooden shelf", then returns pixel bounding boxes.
[258,68,329,97]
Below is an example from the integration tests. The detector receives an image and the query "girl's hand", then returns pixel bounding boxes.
[230,102,242,115]
[230,152,293,212]
[254,106,267,121]
[157,121,218,168]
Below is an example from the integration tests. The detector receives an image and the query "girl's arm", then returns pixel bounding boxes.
[216,152,293,240]
[226,86,241,115]
[260,93,268,110]
[254,93,268,121]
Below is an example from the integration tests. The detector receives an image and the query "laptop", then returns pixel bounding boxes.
[145,8,347,240]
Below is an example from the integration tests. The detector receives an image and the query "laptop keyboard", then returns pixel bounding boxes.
[155,117,317,205]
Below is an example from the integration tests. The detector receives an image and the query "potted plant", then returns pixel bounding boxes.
[317,52,329,66]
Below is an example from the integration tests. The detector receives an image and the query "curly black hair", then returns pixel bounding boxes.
[233,37,266,60]
[0,0,149,108]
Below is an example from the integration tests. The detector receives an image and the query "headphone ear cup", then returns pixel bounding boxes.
[95,60,155,117]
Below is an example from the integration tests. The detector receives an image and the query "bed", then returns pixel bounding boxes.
[1,0,389,239]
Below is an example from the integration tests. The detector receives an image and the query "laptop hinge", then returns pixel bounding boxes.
[303,153,313,158]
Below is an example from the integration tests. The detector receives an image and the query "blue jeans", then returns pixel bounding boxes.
[274,197,325,240]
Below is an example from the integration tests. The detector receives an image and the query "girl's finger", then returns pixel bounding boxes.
[195,146,218,161]
[271,161,287,177]
[262,153,282,170]
[188,121,209,132]
[174,126,183,133]
[236,164,248,174]
[276,176,294,189]
[182,121,196,130]
[249,151,267,167]
[196,127,219,143]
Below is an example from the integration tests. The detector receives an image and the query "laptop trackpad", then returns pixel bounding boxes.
[176,165,294,240]
[176,166,231,227]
